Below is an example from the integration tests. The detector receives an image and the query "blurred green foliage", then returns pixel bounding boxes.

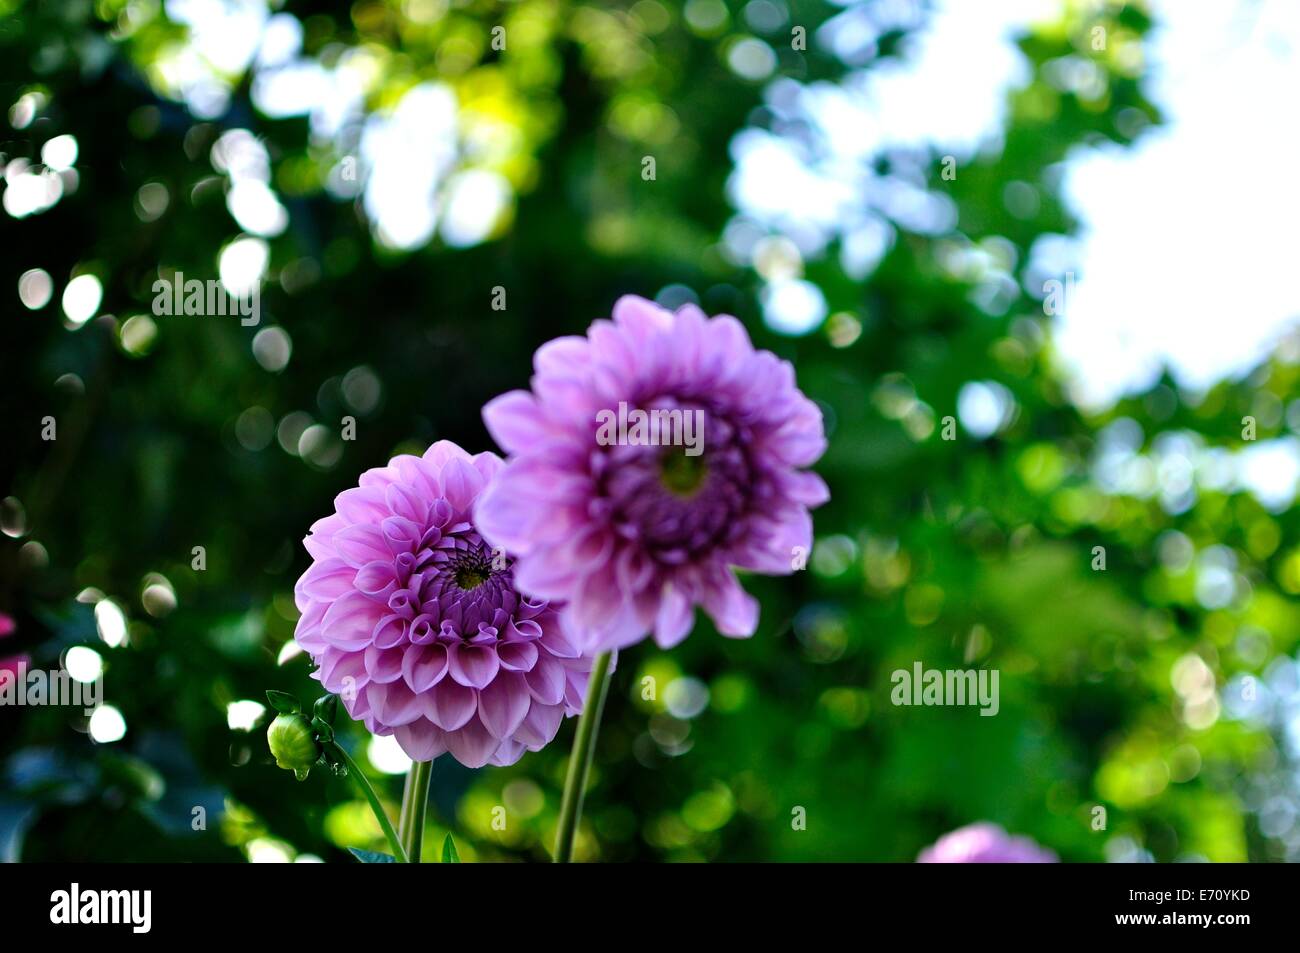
[2,0,1296,863]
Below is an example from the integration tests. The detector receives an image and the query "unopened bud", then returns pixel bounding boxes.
[268,712,320,781]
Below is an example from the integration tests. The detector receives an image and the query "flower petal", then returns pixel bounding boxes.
[514,702,564,750]
[439,457,486,513]
[332,524,391,567]
[443,717,500,768]
[482,390,549,456]
[365,680,423,726]
[448,641,500,689]
[424,681,478,731]
[321,591,385,648]
[371,614,408,650]
[653,582,694,648]
[701,571,759,638]
[497,639,539,672]
[394,719,446,762]
[298,558,356,600]
[402,642,450,693]
[523,653,566,705]
[318,648,368,696]
[489,739,527,767]
[364,644,405,683]
[477,672,531,739]
[354,560,398,596]
[334,486,389,525]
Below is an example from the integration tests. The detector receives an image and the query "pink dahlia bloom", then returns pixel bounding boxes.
[475,295,829,652]
[917,823,1057,863]
[293,441,598,768]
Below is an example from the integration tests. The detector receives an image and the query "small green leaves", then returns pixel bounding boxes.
[313,694,338,724]
[265,690,301,714]
[441,834,461,863]
[348,848,398,864]
[310,716,334,744]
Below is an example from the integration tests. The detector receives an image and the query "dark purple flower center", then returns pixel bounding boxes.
[392,517,540,642]
[659,448,709,496]
[600,407,753,561]
[451,550,494,591]
[406,523,527,640]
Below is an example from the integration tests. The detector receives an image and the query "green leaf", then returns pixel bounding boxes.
[310,716,334,744]
[441,834,460,864]
[313,694,338,724]
[265,690,301,715]
[348,847,397,864]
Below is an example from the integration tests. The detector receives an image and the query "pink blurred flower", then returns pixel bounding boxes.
[918,823,1057,863]
[0,612,28,685]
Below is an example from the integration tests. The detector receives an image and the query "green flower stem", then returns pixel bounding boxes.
[553,649,614,863]
[328,741,409,863]
[401,759,433,863]
[398,767,416,844]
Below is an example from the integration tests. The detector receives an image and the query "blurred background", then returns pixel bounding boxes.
[2,0,1300,862]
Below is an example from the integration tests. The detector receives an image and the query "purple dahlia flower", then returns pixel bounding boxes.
[293,441,598,768]
[917,823,1057,863]
[475,295,828,652]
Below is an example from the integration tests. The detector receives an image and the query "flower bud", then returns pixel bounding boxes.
[268,712,320,781]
